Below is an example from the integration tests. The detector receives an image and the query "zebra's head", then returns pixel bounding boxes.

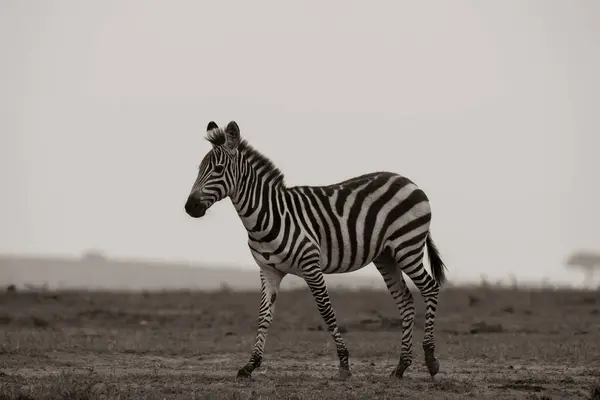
[185,120,241,218]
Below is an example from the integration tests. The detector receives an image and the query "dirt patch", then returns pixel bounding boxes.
[1,286,599,399]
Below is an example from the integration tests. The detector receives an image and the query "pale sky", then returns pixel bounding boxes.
[1,0,599,286]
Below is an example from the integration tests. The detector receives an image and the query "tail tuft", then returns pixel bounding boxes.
[426,234,447,286]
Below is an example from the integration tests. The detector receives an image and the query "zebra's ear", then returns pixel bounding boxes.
[206,121,219,131]
[224,121,241,151]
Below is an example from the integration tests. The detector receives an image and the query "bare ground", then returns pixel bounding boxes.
[1,285,599,399]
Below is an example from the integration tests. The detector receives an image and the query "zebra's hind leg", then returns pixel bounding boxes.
[373,251,415,379]
[395,244,441,379]
[237,265,285,379]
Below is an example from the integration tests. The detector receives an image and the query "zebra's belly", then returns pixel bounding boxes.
[315,220,391,274]
[319,248,379,274]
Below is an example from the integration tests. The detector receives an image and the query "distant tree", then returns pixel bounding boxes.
[82,249,108,262]
[566,250,600,287]
[219,281,233,293]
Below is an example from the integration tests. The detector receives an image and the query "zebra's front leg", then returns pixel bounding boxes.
[302,265,351,379]
[237,266,285,379]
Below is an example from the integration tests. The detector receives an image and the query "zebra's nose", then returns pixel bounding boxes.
[185,195,206,218]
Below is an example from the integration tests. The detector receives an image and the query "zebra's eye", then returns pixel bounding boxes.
[214,165,224,174]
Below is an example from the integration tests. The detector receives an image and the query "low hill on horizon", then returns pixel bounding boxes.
[0,252,384,292]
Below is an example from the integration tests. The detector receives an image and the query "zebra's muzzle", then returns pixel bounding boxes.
[185,196,207,218]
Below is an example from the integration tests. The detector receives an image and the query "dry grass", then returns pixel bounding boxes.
[0,284,599,399]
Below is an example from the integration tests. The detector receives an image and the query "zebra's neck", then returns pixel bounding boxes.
[230,147,286,241]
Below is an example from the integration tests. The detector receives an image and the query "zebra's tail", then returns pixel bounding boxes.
[426,233,447,287]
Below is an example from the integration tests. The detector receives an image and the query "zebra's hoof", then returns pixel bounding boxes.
[389,369,402,379]
[338,368,352,380]
[390,363,409,379]
[236,367,253,379]
[425,357,440,377]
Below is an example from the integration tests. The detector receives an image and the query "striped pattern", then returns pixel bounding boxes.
[185,121,448,379]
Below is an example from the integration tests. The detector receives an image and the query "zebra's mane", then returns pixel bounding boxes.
[205,128,285,187]
[205,129,227,146]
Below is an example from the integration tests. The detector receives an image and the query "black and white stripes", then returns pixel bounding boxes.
[185,120,448,379]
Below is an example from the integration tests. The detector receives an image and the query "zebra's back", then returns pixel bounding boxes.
[288,171,432,274]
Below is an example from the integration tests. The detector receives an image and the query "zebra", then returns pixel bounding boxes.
[184,120,448,380]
